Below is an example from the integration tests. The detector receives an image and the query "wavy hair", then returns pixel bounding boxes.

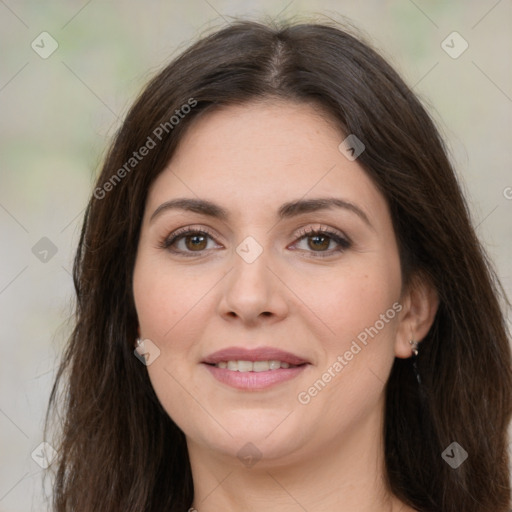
[45,19,512,511]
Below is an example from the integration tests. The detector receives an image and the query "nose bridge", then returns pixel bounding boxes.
[230,235,273,298]
[219,234,287,322]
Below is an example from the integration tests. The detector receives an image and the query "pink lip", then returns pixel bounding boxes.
[201,346,310,391]
[202,346,309,365]
[203,364,309,391]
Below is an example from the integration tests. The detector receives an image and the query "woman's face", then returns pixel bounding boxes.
[133,100,412,467]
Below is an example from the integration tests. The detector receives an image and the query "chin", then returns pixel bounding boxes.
[188,413,307,465]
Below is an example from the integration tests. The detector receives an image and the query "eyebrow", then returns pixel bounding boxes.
[149,197,373,228]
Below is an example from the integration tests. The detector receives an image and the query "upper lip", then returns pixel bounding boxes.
[202,346,310,366]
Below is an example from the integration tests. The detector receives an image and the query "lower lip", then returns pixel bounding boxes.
[203,363,309,390]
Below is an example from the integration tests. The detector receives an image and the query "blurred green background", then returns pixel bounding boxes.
[1,1,511,510]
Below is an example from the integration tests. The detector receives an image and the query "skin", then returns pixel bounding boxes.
[132,100,438,511]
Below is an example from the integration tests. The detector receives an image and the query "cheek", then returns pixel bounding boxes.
[133,253,209,340]
[302,251,402,396]
[132,254,220,396]
[297,252,401,339]
[294,266,401,429]
[132,257,208,425]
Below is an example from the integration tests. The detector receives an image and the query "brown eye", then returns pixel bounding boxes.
[307,234,331,251]
[159,228,221,257]
[183,233,208,251]
[292,227,351,257]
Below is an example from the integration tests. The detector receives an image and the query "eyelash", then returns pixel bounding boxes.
[158,225,352,258]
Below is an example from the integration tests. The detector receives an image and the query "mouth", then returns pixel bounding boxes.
[207,360,303,371]
[201,346,311,390]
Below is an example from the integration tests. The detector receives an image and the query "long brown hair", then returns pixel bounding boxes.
[44,19,512,511]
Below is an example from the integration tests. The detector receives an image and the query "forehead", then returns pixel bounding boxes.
[145,100,387,224]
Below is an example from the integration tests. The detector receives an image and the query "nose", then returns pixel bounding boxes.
[217,245,289,326]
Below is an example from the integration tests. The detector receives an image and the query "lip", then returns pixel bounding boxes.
[201,346,310,391]
[202,346,309,366]
[203,364,309,391]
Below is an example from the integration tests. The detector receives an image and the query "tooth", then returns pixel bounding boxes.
[218,360,297,371]
[227,361,238,371]
[237,360,253,372]
[253,361,270,372]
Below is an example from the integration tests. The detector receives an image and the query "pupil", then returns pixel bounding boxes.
[187,234,206,250]
[310,235,329,250]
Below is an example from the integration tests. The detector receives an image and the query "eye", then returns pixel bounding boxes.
[291,226,351,257]
[159,224,351,259]
[158,226,222,257]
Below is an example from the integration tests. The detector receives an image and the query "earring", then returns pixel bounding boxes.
[409,339,422,386]
[409,339,419,357]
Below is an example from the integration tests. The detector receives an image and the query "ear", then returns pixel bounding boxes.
[395,272,439,359]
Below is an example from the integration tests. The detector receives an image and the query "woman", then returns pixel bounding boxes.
[45,19,512,511]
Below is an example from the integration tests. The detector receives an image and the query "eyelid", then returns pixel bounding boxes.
[292,224,350,242]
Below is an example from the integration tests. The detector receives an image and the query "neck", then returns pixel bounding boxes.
[186,397,408,512]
